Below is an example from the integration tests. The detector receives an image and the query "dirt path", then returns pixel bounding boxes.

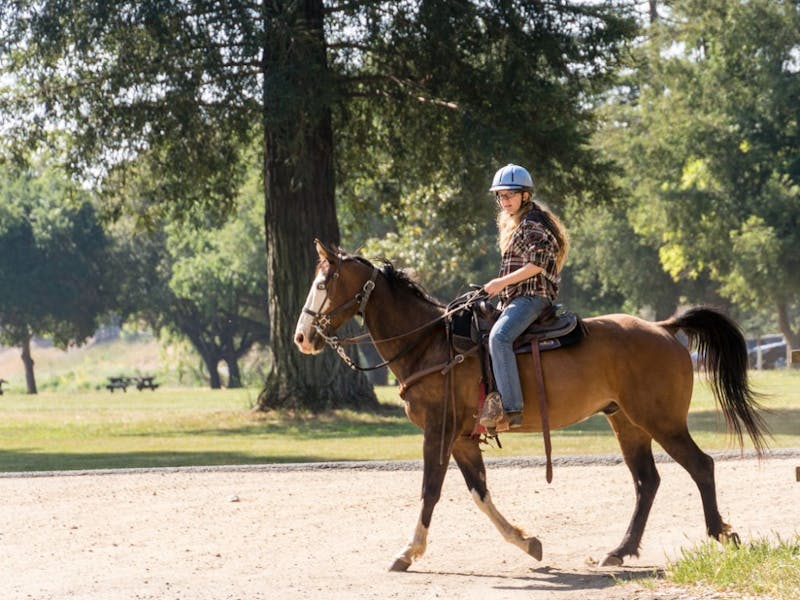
[1,452,797,599]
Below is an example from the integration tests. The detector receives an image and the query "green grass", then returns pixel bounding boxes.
[0,387,421,471]
[1,336,172,392]
[662,535,800,599]
[0,370,797,473]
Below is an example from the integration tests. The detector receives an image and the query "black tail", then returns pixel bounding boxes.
[662,307,770,456]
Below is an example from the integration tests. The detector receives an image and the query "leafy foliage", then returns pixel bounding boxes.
[0,0,258,225]
[588,0,800,334]
[108,169,268,389]
[0,161,116,391]
[335,1,639,298]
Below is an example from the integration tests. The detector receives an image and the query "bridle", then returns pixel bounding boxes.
[302,257,378,336]
[302,251,488,464]
[301,254,451,372]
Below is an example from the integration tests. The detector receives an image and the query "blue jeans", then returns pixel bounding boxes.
[488,295,550,413]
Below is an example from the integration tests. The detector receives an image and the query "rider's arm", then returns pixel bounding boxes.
[484,262,542,297]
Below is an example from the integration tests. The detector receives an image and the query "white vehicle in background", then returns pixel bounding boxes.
[746,334,788,370]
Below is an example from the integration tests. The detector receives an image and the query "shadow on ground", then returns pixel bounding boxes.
[411,564,664,595]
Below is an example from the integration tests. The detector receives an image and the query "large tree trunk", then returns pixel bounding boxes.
[224,356,243,389]
[21,333,37,395]
[257,0,376,412]
[199,350,222,390]
[360,342,389,387]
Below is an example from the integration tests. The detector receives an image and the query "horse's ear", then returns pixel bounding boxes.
[314,239,337,263]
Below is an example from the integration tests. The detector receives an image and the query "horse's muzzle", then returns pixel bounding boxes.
[294,329,324,355]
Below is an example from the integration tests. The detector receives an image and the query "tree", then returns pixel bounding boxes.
[109,168,269,389]
[641,0,800,345]
[589,0,800,343]
[0,1,637,409]
[0,164,116,393]
[0,0,376,409]
[164,176,269,388]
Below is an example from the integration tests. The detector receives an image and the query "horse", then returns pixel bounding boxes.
[294,240,769,571]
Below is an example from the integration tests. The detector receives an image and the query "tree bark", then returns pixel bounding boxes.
[257,0,376,411]
[201,350,222,390]
[224,356,243,388]
[776,300,799,366]
[21,333,37,395]
[360,342,389,386]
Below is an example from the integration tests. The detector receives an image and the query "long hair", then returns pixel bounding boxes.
[497,195,569,271]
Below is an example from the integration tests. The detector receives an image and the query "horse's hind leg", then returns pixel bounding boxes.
[601,411,661,566]
[451,436,543,561]
[653,427,735,543]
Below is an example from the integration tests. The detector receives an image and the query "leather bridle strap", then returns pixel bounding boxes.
[305,266,427,372]
[397,346,478,398]
[303,267,379,330]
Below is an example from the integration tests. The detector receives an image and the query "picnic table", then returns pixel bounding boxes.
[135,376,159,391]
[106,376,159,392]
[106,376,132,392]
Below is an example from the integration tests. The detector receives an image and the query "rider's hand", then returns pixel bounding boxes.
[483,278,505,297]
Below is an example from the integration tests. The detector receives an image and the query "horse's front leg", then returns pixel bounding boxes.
[451,437,543,561]
[390,426,451,572]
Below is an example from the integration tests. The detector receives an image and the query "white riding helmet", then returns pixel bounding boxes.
[489,163,534,192]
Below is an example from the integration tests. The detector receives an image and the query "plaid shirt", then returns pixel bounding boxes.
[498,218,560,305]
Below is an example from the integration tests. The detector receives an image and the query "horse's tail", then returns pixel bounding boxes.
[660,307,770,457]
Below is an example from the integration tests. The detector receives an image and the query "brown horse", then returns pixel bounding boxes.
[294,240,768,571]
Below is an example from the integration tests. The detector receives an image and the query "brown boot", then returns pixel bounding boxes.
[479,392,504,430]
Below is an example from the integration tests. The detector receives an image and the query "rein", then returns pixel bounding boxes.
[303,261,440,372]
[304,254,482,468]
[304,257,483,375]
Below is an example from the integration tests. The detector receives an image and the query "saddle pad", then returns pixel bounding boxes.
[514,319,585,354]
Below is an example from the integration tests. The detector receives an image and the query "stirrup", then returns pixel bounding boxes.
[479,391,504,429]
[494,410,523,433]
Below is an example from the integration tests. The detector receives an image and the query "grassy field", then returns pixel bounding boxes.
[0,370,797,473]
[0,334,266,392]
[662,535,800,600]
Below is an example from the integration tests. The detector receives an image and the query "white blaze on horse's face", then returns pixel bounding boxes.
[294,268,328,355]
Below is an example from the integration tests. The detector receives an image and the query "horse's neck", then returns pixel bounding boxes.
[364,286,445,379]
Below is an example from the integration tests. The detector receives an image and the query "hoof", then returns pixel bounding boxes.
[389,557,412,572]
[599,554,624,567]
[527,537,543,561]
[720,531,741,547]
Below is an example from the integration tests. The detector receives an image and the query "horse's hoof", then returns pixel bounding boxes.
[720,531,741,546]
[599,554,624,567]
[389,557,412,572]
[527,537,543,561]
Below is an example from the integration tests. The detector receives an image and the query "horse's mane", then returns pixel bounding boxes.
[377,259,445,309]
[325,247,444,309]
